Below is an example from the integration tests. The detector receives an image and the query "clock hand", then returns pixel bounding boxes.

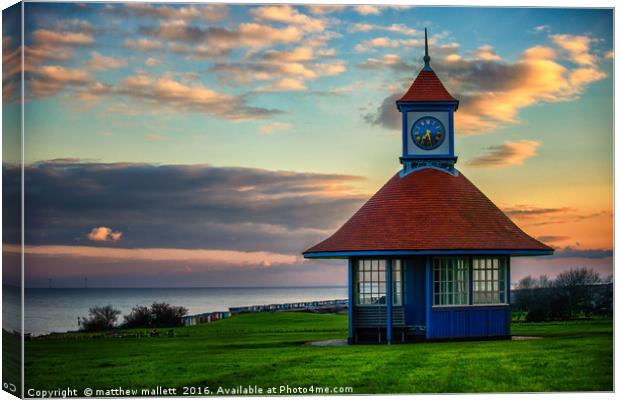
[422,131,432,145]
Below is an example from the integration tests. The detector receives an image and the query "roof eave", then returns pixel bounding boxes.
[396,99,460,112]
[303,249,554,259]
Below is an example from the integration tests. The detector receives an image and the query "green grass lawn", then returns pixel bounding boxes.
[24,313,612,395]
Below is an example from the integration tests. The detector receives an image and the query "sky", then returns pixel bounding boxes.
[1,3,613,287]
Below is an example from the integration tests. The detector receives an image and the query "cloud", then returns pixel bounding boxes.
[259,122,292,134]
[10,244,297,266]
[145,57,161,66]
[112,73,280,120]
[31,29,94,45]
[553,247,613,259]
[348,23,418,36]
[537,235,571,244]
[358,54,413,72]
[129,7,340,61]
[86,52,128,70]
[533,25,550,33]
[113,3,229,22]
[139,21,303,55]
[6,22,97,103]
[15,245,345,288]
[471,44,502,61]
[28,65,95,98]
[88,227,122,242]
[250,5,326,33]
[551,34,595,65]
[4,161,366,255]
[363,34,607,134]
[260,46,316,63]
[124,38,163,52]
[362,92,402,129]
[355,36,422,52]
[604,50,614,59]
[354,5,381,15]
[2,36,21,101]
[569,67,607,86]
[503,205,571,219]
[305,5,345,14]
[210,59,346,92]
[501,205,611,228]
[36,70,280,120]
[466,140,541,168]
[54,18,95,32]
[258,78,307,92]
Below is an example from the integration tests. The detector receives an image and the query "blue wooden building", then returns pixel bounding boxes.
[303,30,553,344]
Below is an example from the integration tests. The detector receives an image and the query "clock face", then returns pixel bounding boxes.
[411,116,446,150]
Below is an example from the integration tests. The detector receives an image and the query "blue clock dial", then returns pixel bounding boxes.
[411,116,446,150]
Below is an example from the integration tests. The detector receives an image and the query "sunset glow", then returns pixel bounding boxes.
[2,4,612,287]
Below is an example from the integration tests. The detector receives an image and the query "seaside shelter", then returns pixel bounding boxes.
[302,30,553,344]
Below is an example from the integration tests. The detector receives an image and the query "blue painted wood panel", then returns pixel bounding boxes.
[404,257,426,327]
[428,305,510,339]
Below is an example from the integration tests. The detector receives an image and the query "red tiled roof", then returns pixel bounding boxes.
[397,70,457,103]
[304,168,553,255]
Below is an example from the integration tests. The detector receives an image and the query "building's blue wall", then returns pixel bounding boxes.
[427,305,510,339]
[404,257,426,327]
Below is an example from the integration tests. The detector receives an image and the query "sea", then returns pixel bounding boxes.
[3,286,347,336]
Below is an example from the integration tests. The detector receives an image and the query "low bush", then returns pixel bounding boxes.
[122,302,188,328]
[80,305,121,332]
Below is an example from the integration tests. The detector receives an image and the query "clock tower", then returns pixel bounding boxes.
[396,29,459,176]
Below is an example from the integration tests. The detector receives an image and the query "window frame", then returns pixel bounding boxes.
[354,258,403,307]
[432,256,470,307]
[431,255,510,308]
[472,256,508,305]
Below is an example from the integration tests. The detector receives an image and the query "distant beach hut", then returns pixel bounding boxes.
[303,30,553,344]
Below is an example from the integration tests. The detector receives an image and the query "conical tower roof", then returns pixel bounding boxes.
[396,28,458,105]
[303,168,552,257]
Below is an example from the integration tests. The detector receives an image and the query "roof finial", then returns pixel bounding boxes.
[423,27,432,71]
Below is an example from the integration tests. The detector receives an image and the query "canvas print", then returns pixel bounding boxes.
[2,2,614,398]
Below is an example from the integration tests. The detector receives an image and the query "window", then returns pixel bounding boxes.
[433,257,469,306]
[392,260,402,305]
[473,257,507,304]
[356,259,402,306]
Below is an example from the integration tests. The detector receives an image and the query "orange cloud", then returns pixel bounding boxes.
[32,29,94,45]
[145,57,160,66]
[211,57,346,92]
[124,38,163,52]
[121,3,229,22]
[29,65,94,98]
[305,5,346,14]
[466,140,541,168]
[471,44,502,61]
[261,46,316,62]
[258,78,307,92]
[251,5,326,33]
[354,5,381,15]
[259,122,292,134]
[8,244,299,268]
[112,73,279,119]
[86,52,128,70]
[451,43,606,134]
[551,34,595,65]
[363,32,607,135]
[88,227,122,242]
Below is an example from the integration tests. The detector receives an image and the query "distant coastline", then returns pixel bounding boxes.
[14,286,348,336]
